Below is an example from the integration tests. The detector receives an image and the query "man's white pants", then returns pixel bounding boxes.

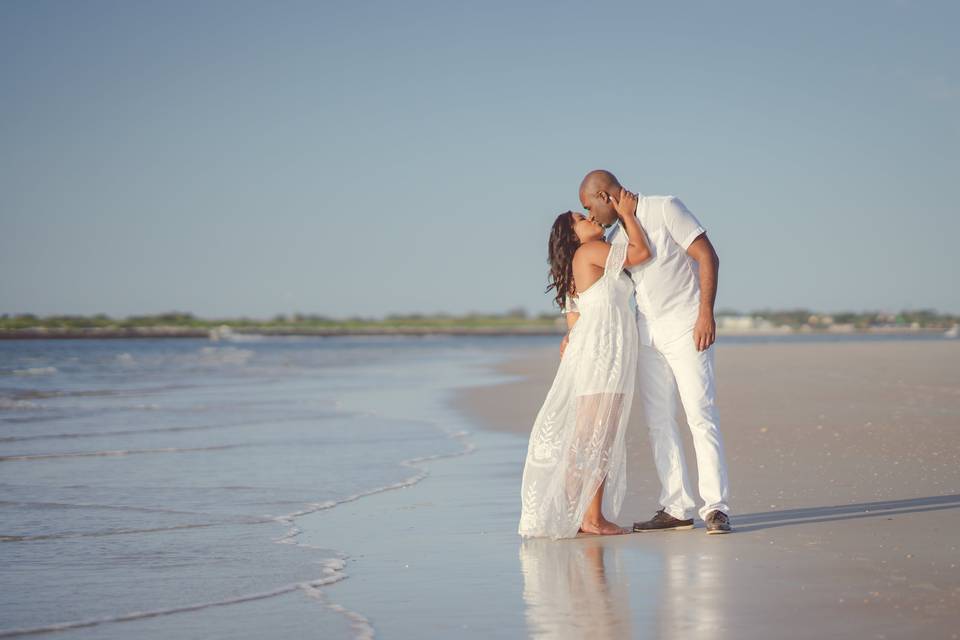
[637,327,730,522]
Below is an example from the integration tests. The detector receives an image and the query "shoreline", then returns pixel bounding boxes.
[450,339,960,635]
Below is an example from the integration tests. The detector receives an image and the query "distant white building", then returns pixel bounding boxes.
[209,324,233,341]
[716,315,778,332]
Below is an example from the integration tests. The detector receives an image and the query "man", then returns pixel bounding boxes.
[561,169,732,534]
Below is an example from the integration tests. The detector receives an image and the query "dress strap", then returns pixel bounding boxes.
[603,241,629,278]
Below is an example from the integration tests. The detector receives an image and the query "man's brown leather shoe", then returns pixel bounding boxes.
[633,508,695,532]
[705,510,732,534]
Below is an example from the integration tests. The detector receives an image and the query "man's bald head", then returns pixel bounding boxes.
[578,169,623,226]
[579,170,621,201]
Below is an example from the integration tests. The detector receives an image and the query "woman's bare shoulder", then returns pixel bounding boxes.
[573,240,610,266]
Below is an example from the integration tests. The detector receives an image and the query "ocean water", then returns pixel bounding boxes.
[0,335,530,638]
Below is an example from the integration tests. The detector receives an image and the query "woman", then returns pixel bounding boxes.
[518,189,651,539]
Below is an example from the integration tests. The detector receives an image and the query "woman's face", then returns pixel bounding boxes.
[571,212,604,244]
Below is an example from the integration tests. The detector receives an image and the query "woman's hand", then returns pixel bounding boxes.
[612,187,638,220]
[613,188,652,267]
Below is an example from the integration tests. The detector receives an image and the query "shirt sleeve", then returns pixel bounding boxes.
[662,196,706,250]
[561,294,579,315]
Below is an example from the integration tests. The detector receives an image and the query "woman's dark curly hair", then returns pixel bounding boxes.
[545,211,581,311]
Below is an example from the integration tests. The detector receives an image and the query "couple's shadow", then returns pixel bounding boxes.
[726,493,960,533]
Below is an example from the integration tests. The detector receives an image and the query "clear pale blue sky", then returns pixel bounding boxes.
[2,1,957,319]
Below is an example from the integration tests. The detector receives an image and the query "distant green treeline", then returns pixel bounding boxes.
[1,308,957,331]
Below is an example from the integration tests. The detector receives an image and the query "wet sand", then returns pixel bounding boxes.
[454,339,960,638]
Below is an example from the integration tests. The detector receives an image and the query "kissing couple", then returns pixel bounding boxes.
[518,169,732,539]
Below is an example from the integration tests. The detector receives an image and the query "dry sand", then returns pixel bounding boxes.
[454,339,960,638]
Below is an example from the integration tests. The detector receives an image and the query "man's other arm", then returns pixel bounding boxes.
[687,234,719,352]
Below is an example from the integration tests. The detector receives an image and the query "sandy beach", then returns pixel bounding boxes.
[455,338,960,638]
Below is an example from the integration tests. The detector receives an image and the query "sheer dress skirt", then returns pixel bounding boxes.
[519,242,639,539]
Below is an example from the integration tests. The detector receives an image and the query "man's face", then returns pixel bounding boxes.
[580,189,618,227]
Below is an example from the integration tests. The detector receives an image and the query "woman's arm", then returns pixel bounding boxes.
[611,188,651,266]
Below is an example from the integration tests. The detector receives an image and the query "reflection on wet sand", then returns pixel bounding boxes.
[519,536,730,640]
[658,550,727,639]
[519,537,636,639]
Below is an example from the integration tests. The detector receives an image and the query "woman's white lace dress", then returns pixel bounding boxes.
[518,241,639,539]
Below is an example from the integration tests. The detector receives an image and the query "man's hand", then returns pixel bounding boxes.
[694,311,716,352]
[560,332,570,359]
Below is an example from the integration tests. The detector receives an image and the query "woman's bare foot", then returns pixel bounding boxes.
[579,517,626,535]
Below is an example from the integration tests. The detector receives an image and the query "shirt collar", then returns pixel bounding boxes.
[606,219,624,241]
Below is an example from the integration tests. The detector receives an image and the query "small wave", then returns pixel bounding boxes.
[0,399,40,410]
[11,366,57,376]
[109,348,254,369]
[220,333,265,342]
[269,431,475,529]
[0,499,272,518]
[0,444,248,462]
[0,500,276,542]
[266,423,476,640]
[0,516,277,543]
[1,419,473,638]
[3,384,195,401]
[192,347,254,366]
[0,412,346,443]
[0,499,282,541]
[0,565,353,638]
[302,557,375,640]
